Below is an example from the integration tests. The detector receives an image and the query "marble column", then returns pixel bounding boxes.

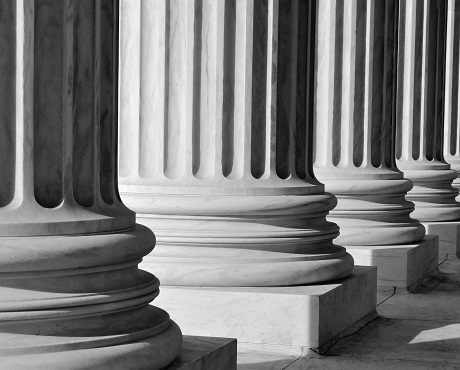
[119,0,376,352]
[119,0,353,287]
[0,1,182,368]
[396,0,460,258]
[313,0,437,287]
[444,0,460,205]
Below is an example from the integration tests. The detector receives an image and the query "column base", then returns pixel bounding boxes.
[153,266,377,355]
[423,221,460,261]
[166,336,236,369]
[346,236,439,289]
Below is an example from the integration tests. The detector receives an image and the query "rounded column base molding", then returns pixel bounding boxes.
[143,250,353,287]
[124,192,354,287]
[0,225,182,369]
[400,168,460,222]
[319,178,425,245]
[1,313,182,370]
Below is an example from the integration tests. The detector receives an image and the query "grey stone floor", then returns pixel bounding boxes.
[238,254,460,370]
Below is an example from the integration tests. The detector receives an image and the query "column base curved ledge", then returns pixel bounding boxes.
[399,168,460,222]
[122,192,354,287]
[0,225,182,369]
[318,178,425,245]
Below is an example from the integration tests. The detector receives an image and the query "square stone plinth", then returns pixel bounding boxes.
[155,266,376,355]
[167,336,236,370]
[346,236,439,289]
[423,221,460,261]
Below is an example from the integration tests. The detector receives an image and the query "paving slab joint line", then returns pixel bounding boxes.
[377,286,396,306]
[315,311,379,355]
[280,357,302,370]
[438,254,450,265]
[407,263,441,293]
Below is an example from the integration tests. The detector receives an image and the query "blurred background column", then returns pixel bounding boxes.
[313,0,438,288]
[396,0,460,261]
[443,0,460,259]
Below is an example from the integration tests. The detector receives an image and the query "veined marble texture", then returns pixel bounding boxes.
[396,0,460,222]
[313,0,425,246]
[444,0,460,199]
[0,1,182,368]
[118,0,354,287]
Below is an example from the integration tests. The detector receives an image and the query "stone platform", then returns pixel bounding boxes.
[423,221,460,261]
[346,236,439,289]
[167,336,236,370]
[154,266,376,355]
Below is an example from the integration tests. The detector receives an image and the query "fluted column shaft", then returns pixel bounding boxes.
[0,1,181,368]
[396,0,460,221]
[444,0,460,196]
[119,0,353,287]
[313,0,425,246]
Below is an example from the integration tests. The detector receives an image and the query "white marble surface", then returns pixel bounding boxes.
[313,0,425,247]
[347,236,439,288]
[167,336,236,370]
[443,0,460,197]
[423,221,460,260]
[118,0,354,287]
[156,267,377,353]
[396,0,460,222]
[0,1,182,368]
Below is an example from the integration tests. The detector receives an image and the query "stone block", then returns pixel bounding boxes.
[167,336,237,370]
[423,222,460,261]
[156,266,377,355]
[346,236,439,288]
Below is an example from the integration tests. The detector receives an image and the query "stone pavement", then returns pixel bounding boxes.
[238,254,460,369]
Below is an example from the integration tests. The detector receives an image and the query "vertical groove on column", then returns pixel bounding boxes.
[73,0,96,207]
[332,0,343,167]
[434,0,447,161]
[100,0,117,204]
[139,0,166,179]
[34,0,64,208]
[295,0,308,179]
[276,0,297,179]
[371,0,383,168]
[352,0,366,168]
[189,0,202,178]
[305,0,316,179]
[413,0,424,161]
[118,0,140,179]
[396,0,410,161]
[266,0,278,177]
[222,0,236,178]
[0,0,16,206]
[251,0,268,179]
[454,1,460,159]
[383,0,398,169]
